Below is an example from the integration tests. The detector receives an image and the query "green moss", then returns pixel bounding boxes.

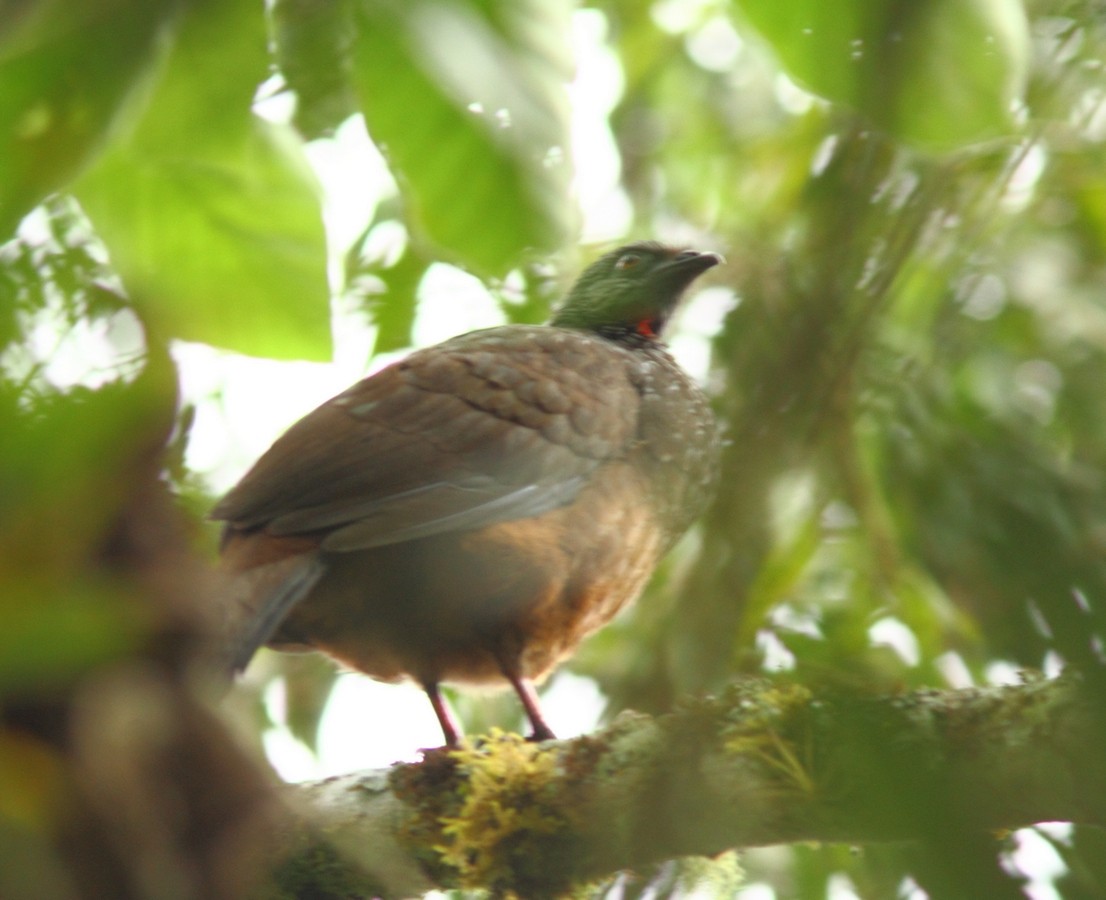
[719,680,816,795]
[396,729,573,895]
[266,839,382,899]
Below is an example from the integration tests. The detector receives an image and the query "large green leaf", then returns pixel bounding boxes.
[272,0,360,141]
[351,0,575,276]
[0,0,176,237]
[76,0,330,360]
[734,0,1030,151]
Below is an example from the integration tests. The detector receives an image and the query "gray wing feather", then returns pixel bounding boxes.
[319,477,586,551]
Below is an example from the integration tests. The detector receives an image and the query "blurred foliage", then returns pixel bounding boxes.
[0,0,177,235]
[74,0,331,361]
[349,0,577,275]
[4,0,1106,897]
[0,197,167,692]
[735,0,1030,149]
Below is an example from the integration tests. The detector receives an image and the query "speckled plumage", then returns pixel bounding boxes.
[214,242,721,745]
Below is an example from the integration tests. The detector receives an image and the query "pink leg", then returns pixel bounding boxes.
[506,672,556,742]
[424,682,463,747]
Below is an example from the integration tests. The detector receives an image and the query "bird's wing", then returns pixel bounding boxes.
[212,327,642,550]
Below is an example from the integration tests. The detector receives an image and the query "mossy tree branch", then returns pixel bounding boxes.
[264,671,1106,898]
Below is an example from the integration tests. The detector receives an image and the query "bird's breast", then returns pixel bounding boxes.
[272,459,664,687]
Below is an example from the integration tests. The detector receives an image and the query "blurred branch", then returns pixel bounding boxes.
[272,671,1106,897]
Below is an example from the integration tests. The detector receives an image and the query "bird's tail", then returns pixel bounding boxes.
[210,549,327,675]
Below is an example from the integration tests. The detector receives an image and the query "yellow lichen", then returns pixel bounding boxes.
[723,728,815,794]
[433,729,566,889]
[721,681,816,795]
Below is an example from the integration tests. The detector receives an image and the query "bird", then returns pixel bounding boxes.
[213,241,721,746]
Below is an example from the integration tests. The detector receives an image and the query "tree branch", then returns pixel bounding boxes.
[269,672,1106,898]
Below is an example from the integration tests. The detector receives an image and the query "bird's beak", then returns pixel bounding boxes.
[660,249,723,282]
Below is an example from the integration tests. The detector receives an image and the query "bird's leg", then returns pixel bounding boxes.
[423,681,463,747]
[504,671,556,742]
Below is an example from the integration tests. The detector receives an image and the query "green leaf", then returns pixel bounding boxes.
[0,580,149,692]
[0,346,177,573]
[75,0,330,360]
[734,0,1029,151]
[272,0,360,140]
[0,0,176,237]
[362,249,428,354]
[350,0,575,276]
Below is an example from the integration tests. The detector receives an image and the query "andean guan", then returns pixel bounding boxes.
[213,241,721,746]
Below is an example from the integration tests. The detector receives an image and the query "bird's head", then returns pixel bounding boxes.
[551,241,722,341]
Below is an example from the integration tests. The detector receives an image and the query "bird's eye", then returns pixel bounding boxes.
[615,253,641,271]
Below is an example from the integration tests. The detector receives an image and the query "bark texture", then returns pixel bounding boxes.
[267,671,1106,898]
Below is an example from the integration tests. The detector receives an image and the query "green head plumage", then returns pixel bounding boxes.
[552,241,722,340]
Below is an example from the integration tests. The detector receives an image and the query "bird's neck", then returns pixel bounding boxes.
[592,322,666,349]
